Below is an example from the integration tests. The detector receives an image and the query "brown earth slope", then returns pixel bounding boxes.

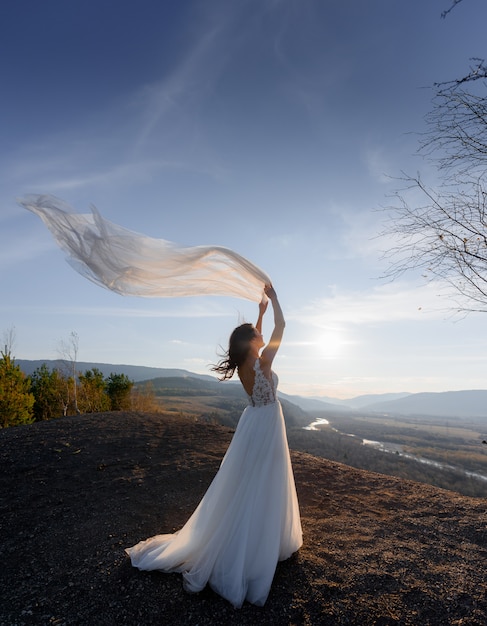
[1,412,486,625]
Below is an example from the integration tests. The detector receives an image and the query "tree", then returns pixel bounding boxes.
[30,364,68,421]
[0,348,34,428]
[77,368,110,413]
[58,331,80,414]
[3,326,16,355]
[382,7,487,314]
[106,373,134,410]
[382,172,487,313]
[441,0,468,19]
[131,381,159,412]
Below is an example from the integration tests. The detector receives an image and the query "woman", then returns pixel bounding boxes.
[125,284,302,608]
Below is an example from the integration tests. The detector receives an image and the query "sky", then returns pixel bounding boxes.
[1,0,487,399]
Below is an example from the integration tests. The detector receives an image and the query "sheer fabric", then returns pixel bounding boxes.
[19,194,271,302]
[125,359,302,608]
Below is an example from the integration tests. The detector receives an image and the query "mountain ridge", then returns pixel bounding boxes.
[16,359,487,419]
[16,359,216,383]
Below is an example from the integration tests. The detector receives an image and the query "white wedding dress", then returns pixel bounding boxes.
[125,359,302,608]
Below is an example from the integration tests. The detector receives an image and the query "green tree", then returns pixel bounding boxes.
[0,349,34,427]
[106,373,134,410]
[78,368,110,413]
[30,364,68,421]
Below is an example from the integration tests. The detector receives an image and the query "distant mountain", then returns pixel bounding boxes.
[279,389,487,420]
[15,359,310,428]
[15,359,487,419]
[315,392,412,409]
[16,359,216,383]
[278,393,346,412]
[362,390,487,419]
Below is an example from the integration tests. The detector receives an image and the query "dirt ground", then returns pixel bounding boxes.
[1,411,486,625]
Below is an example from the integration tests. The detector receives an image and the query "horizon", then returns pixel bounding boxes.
[14,357,487,401]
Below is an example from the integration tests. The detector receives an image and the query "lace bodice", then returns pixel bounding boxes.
[247,359,277,407]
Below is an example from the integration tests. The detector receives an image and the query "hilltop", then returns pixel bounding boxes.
[1,412,486,625]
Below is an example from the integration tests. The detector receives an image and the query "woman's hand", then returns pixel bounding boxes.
[264,284,277,301]
[259,297,269,317]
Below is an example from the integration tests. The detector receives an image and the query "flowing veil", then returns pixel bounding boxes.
[19,195,271,302]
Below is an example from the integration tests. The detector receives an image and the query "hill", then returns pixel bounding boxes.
[363,390,487,418]
[1,412,486,625]
[16,359,215,382]
[312,392,412,410]
[295,391,487,419]
[16,359,487,418]
[142,376,311,429]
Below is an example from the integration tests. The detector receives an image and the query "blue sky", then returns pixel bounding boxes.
[1,0,486,398]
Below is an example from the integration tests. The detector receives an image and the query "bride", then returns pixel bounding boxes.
[125,284,302,608]
[18,195,302,606]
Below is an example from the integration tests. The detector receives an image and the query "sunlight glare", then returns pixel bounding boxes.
[315,329,348,359]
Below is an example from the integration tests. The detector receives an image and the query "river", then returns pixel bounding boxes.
[303,421,487,483]
[362,438,487,482]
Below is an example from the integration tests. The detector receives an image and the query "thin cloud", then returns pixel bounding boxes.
[363,146,391,184]
[291,281,452,328]
[4,8,240,196]
[130,2,245,155]
[0,230,55,266]
[38,159,186,192]
[132,25,224,153]
[1,302,236,320]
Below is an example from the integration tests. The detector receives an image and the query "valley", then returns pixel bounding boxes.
[139,376,487,498]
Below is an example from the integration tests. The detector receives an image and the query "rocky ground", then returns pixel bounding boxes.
[1,411,486,625]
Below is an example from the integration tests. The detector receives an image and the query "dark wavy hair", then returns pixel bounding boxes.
[211,323,256,380]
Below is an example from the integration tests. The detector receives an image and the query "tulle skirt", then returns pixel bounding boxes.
[125,400,302,608]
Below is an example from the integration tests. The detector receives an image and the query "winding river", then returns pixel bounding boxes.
[304,420,487,483]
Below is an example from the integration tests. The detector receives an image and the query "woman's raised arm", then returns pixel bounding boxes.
[260,285,285,367]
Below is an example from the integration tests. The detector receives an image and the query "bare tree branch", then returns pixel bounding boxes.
[381,175,487,313]
[420,72,487,176]
[2,326,16,356]
[381,1,487,314]
[57,331,80,414]
[441,0,466,19]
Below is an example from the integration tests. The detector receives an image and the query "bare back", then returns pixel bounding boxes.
[238,356,273,397]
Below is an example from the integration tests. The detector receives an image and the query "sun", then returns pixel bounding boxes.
[315,329,347,359]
